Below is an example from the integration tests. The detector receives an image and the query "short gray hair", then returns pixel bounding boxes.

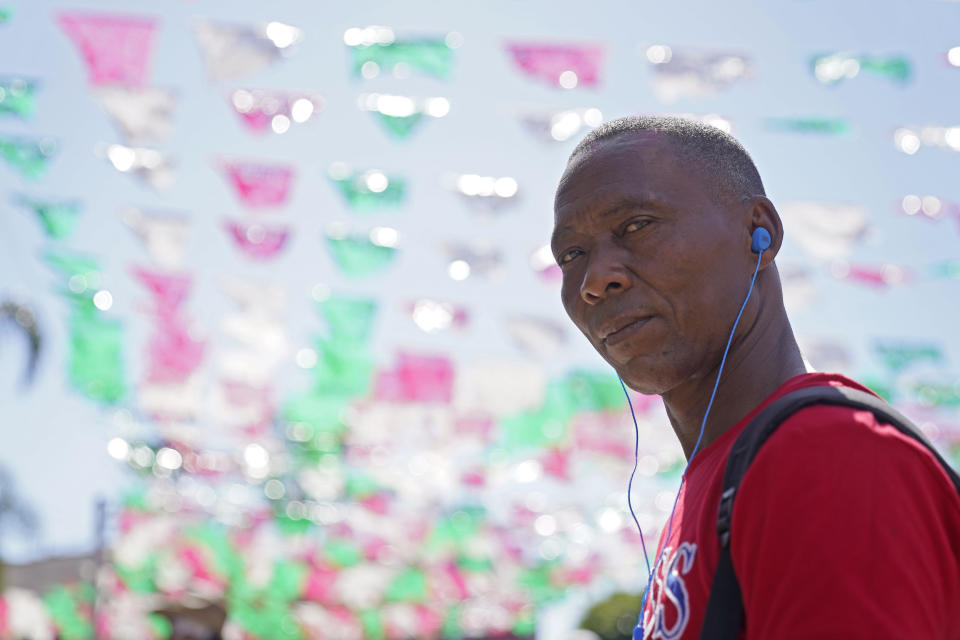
[568,115,766,202]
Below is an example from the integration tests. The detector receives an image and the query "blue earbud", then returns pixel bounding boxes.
[750,227,771,254]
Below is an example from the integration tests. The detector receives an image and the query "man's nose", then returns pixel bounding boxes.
[580,249,632,304]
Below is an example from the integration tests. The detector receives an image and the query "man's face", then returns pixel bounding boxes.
[552,132,752,394]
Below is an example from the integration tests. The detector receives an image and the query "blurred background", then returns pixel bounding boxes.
[1,0,959,638]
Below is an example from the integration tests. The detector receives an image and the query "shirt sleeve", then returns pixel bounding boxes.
[729,405,960,640]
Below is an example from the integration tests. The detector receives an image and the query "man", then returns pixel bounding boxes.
[552,116,960,639]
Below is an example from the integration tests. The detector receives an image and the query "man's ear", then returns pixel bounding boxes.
[748,196,783,269]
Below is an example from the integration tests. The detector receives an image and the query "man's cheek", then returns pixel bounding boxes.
[560,285,577,317]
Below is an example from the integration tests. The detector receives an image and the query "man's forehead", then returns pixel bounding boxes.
[558,133,676,196]
[555,132,680,218]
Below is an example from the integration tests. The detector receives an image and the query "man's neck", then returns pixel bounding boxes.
[662,291,807,461]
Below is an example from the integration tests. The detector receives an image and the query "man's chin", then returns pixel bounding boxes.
[620,377,668,396]
[610,358,676,397]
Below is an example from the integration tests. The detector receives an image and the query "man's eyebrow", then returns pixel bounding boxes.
[551,196,672,248]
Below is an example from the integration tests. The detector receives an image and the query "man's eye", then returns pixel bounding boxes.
[558,249,583,265]
[624,220,649,233]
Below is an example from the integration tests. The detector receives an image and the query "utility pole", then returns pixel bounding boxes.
[92,497,106,640]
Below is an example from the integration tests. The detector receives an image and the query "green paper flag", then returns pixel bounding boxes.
[561,370,625,412]
[358,609,386,640]
[517,564,563,605]
[329,170,406,212]
[344,468,381,499]
[268,560,308,602]
[283,405,348,465]
[18,196,81,239]
[327,235,397,277]
[183,522,244,582]
[859,56,910,82]
[275,509,313,536]
[147,613,173,639]
[767,118,850,135]
[500,371,623,450]
[385,566,428,602]
[500,403,568,451]
[375,111,424,138]
[860,376,895,403]
[313,338,375,395]
[351,40,454,79]
[122,488,150,511]
[914,382,960,407]
[69,311,126,403]
[811,53,911,85]
[513,609,536,636]
[323,538,363,567]
[44,584,94,640]
[0,136,56,179]
[659,457,685,479]
[874,342,943,373]
[427,508,484,554]
[0,78,37,118]
[457,552,493,573]
[43,245,121,425]
[442,604,463,639]
[225,558,305,640]
[284,392,348,429]
[318,296,377,343]
[114,556,159,593]
[43,249,101,296]
[931,261,960,279]
[228,588,303,640]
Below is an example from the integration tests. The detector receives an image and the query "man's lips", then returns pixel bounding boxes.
[601,316,653,346]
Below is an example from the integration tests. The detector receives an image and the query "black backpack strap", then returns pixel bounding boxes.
[699,385,960,639]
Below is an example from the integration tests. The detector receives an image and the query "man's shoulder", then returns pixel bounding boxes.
[750,372,914,453]
[739,382,960,509]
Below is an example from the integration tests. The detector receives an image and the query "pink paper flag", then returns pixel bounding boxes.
[570,412,635,461]
[302,563,337,603]
[441,561,469,600]
[831,261,911,288]
[537,263,561,281]
[557,556,600,585]
[179,545,223,588]
[229,89,324,134]
[221,160,295,208]
[374,352,454,403]
[58,12,157,87]
[541,447,571,480]
[898,195,960,232]
[505,42,605,88]
[529,244,561,282]
[146,317,205,383]
[414,606,443,638]
[454,414,494,441]
[224,219,290,259]
[132,267,192,315]
[218,378,274,434]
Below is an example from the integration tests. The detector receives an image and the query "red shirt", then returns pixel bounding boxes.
[639,373,960,640]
